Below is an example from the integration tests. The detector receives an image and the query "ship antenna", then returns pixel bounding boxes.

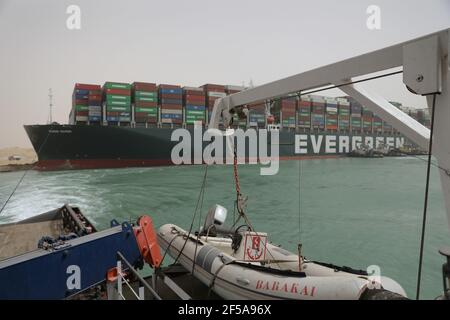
[48,88,53,124]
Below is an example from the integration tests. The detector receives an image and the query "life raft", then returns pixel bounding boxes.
[158,223,407,300]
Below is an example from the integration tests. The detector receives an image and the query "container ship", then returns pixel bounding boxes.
[24,82,430,171]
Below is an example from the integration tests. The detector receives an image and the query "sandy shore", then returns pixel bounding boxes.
[0,147,37,172]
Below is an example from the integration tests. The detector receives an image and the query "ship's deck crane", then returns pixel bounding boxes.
[208,28,450,298]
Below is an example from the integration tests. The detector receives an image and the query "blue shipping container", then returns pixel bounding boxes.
[161,113,182,119]
[88,116,101,122]
[74,94,88,100]
[160,88,183,95]
[74,89,89,95]
[185,105,206,111]
[107,116,119,121]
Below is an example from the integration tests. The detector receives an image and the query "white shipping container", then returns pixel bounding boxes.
[161,109,182,115]
[225,85,246,91]
[208,92,226,98]
[75,116,88,121]
[161,118,173,124]
[336,97,350,106]
[183,86,204,92]
[327,106,338,113]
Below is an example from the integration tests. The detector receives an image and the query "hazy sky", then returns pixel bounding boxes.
[0,0,449,148]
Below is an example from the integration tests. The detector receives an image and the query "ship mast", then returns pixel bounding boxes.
[48,88,53,124]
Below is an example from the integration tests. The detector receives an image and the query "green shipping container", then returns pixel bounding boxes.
[135,107,158,113]
[327,118,337,124]
[185,110,205,116]
[104,82,131,90]
[106,105,130,112]
[135,96,157,103]
[74,105,89,111]
[135,91,157,98]
[186,115,205,120]
[106,100,130,107]
[106,95,131,102]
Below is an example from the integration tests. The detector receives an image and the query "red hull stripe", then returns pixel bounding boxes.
[35,155,342,171]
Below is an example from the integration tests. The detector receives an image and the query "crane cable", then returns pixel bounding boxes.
[416,93,438,300]
[230,142,282,268]
[172,164,208,267]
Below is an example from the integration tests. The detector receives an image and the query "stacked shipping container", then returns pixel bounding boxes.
[202,84,226,122]
[372,114,383,133]
[132,82,158,124]
[103,82,132,123]
[297,96,311,130]
[225,85,247,128]
[183,86,206,125]
[383,121,393,134]
[336,97,350,132]
[310,96,325,130]
[68,82,424,135]
[248,102,266,128]
[325,97,338,131]
[159,84,183,125]
[88,88,102,123]
[418,109,431,128]
[350,100,362,132]
[280,97,296,129]
[72,83,102,123]
[362,107,373,133]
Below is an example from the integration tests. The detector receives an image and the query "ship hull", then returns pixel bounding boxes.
[24,125,405,171]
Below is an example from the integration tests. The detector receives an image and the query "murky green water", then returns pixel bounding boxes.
[0,157,448,299]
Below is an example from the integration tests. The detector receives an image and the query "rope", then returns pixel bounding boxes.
[258,70,403,105]
[173,165,208,265]
[233,148,241,199]
[416,93,437,300]
[192,167,207,275]
[396,152,450,176]
[298,70,403,97]
[0,127,52,216]
[230,142,282,268]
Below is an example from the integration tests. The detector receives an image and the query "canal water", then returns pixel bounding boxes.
[0,157,448,299]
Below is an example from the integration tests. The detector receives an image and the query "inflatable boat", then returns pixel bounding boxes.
[158,205,407,300]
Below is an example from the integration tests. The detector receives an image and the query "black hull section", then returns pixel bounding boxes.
[24,125,404,171]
